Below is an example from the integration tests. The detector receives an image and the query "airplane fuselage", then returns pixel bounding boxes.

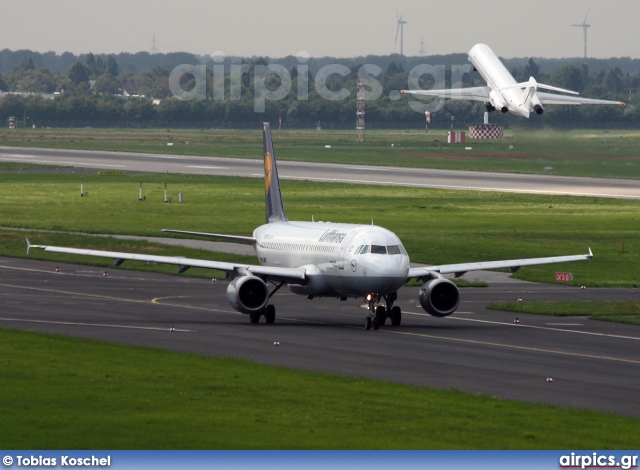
[253,221,410,298]
[469,43,543,117]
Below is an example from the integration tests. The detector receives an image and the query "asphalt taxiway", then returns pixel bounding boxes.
[1,256,638,418]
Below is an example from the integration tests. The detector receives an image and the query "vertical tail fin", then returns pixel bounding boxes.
[263,122,287,223]
[520,77,538,114]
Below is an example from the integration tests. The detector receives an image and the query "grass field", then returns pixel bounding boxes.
[3,127,640,179]
[2,328,639,449]
[488,301,640,325]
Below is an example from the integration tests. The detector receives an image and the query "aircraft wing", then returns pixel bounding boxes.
[26,240,306,284]
[401,86,490,102]
[407,249,592,279]
[536,92,625,106]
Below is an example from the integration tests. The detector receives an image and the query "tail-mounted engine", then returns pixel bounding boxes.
[419,278,460,317]
[489,90,508,113]
[226,275,269,314]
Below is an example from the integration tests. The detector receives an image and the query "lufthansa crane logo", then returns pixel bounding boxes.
[264,152,273,194]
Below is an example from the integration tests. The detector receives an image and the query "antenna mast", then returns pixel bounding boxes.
[356,80,365,143]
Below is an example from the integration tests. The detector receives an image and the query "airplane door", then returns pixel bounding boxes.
[338,233,356,270]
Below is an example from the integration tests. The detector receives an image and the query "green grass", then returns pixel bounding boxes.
[1,171,639,288]
[1,328,638,449]
[488,301,640,325]
[3,127,640,178]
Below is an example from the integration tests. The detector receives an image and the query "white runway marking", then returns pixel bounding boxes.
[405,310,640,341]
[187,165,229,170]
[0,156,126,168]
[0,317,192,332]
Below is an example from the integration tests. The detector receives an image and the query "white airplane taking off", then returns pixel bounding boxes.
[402,43,625,118]
[28,123,593,329]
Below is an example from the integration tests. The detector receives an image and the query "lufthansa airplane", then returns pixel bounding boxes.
[402,43,624,118]
[28,123,592,329]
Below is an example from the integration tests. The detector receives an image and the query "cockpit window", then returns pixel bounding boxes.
[356,244,406,255]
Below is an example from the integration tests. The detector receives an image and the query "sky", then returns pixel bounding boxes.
[1,0,638,59]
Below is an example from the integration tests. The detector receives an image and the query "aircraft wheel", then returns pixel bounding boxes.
[249,312,261,324]
[390,306,402,326]
[375,306,386,327]
[364,316,372,330]
[264,305,276,324]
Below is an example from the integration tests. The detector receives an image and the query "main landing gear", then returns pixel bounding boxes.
[249,304,276,324]
[249,281,284,324]
[364,292,402,330]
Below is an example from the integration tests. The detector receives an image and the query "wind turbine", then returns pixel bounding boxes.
[571,9,591,59]
[395,12,407,56]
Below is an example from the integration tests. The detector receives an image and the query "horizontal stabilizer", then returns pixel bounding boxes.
[162,229,256,244]
[504,77,580,96]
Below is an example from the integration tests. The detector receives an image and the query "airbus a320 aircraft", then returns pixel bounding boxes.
[402,43,624,118]
[28,123,592,329]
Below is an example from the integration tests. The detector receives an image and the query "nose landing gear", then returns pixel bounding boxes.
[364,292,401,330]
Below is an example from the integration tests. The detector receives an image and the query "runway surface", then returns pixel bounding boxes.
[1,256,638,418]
[2,146,640,199]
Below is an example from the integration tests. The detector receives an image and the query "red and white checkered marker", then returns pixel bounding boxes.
[468,124,504,139]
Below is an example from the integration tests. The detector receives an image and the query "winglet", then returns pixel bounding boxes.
[588,247,593,262]
[263,122,288,224]
[26,238,31,255]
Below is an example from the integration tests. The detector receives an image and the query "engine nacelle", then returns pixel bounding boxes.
[489,90,508,113]
[533,104,544,115]
[226,275,269,314]
[418,278,460,317]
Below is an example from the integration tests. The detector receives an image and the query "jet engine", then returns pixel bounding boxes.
[533,104,544,115]
[488,90,508,113]
[418,278,460,317]
[226,275,269,314]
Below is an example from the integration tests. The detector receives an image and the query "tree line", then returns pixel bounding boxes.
[0,50,639,129]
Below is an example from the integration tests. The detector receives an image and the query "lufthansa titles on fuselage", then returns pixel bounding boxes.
[318,230,347,243]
